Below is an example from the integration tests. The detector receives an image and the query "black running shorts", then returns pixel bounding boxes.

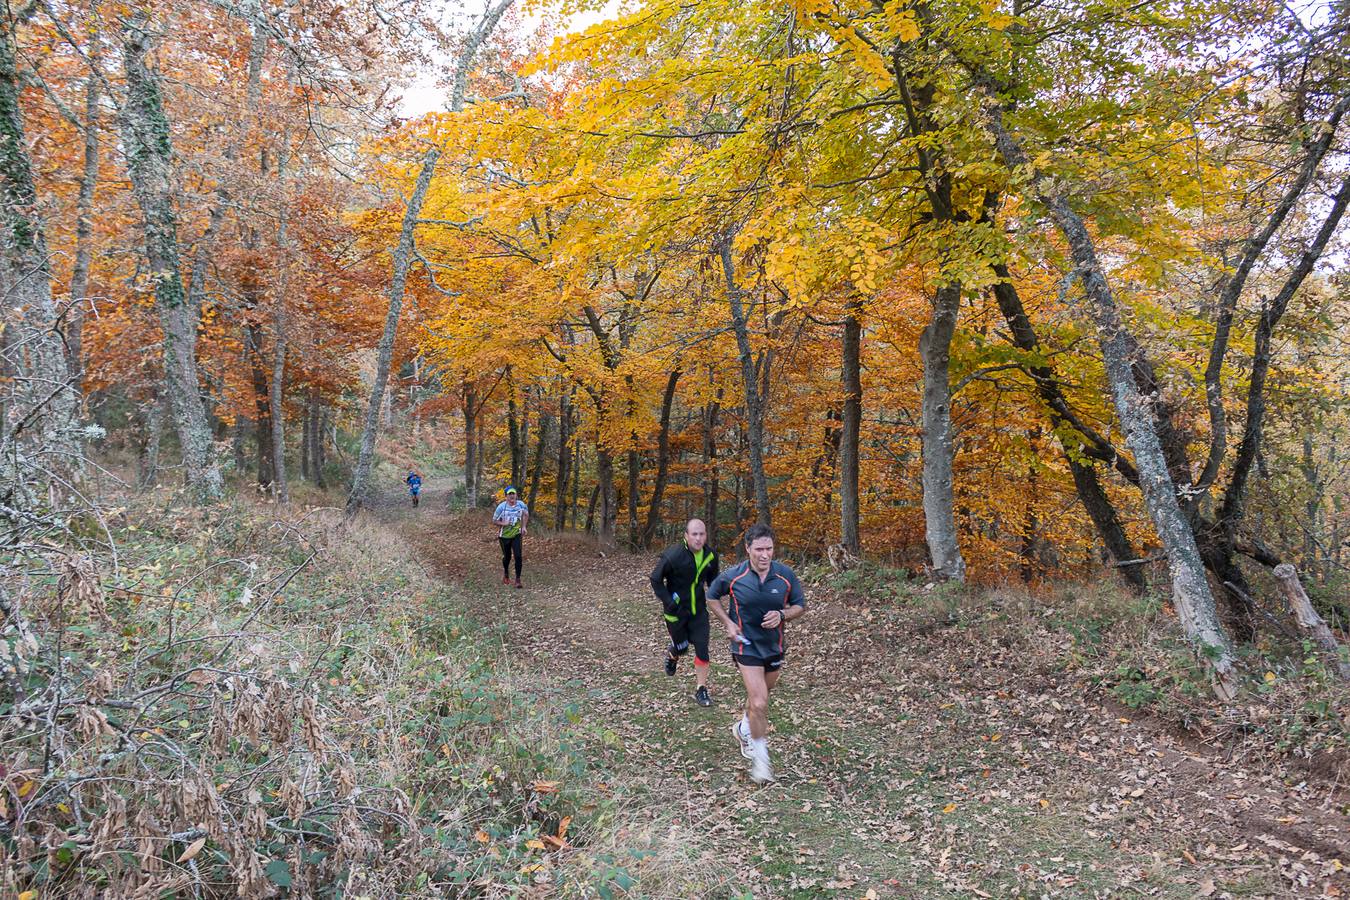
[732,653,783,671]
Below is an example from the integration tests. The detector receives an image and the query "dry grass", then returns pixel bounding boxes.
[0,487,735,897]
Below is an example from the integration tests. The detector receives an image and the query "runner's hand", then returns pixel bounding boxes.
[724,620,742,641]
[761,610,783,628]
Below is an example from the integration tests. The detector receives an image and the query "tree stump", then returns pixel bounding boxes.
[1273,563,1350,680]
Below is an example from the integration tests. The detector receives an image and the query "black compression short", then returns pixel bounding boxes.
[667,612,710,662]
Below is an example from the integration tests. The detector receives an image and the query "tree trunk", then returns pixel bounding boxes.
[269,317,288,501]
[232,419,248,477]
[810,409,843,484]
[578,303,634,546]
[584,481,600,535]
[300,389,313,482]
[65,75,100,383]
[981,93,1237,696]
[475,434,485,500]
[138,396,165,488]
[893,56,967,581]
[555,387,572,531]
[641,369,682,546]
[299,403,309,481]
[703,386,722,550]
[269,135,292,503]
[120,12,222,499]
[1021,435,1040,584]
[734,424,748,537]
[596,446,617,547]
[0,302,14,433]
[570,434,582,530]
[1273,564,1350,680]
[987,267,1146,592]
[346,0,513,511]
[519,388,531,483]
[304,389,324,485]
[411,356,422,438]
[382,381,395,429]
[1067,458,1146,591]
[553,391,569,531]
[627,445,640,547]
[208,371,228,443]
[0,15,78,458]
[719,234,771,527]
[507,369,522,488]
[919,283,966,581]
[463,380,478,509]
[528,408,551,515]
[1301,430,1321,576]
[840,300,863,555]
[314,406,327,488]
[245,323,275,488]
[346,148,438,510]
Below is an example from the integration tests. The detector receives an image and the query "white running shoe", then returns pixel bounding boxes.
[731,720,752,760]
[749,744,774,784]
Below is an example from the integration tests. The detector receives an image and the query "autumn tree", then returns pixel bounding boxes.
[0,2,78,459]
[346,0,515,512]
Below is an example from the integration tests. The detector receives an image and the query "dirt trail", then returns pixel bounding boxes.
[391,498,1348,899]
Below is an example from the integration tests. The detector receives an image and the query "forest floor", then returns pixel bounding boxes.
[384,494,1349,899]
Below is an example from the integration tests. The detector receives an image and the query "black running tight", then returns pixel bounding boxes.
[499,535,523,578]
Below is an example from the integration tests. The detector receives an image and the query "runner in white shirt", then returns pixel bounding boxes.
[492,487,529,588]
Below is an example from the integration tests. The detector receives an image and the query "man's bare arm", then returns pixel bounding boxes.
[708,597,741,639]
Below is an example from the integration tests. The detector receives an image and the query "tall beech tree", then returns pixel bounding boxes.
[119,9,222,499]
[347,0,514,511]
[0,5,76,456]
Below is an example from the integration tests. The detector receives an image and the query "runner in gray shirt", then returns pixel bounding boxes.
[706,523,807,784]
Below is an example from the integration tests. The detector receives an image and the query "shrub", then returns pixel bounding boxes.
[0,492,731,897]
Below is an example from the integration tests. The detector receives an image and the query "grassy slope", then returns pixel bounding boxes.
[1,485,734,898]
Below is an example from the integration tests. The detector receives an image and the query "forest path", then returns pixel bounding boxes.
[386,495,1347,899]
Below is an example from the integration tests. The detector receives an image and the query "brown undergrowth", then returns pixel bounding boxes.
[0,486,734,897]
[817,564,1350,875]
[821,569,1350,783]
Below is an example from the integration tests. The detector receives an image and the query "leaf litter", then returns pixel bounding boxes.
[402,508,1349,899]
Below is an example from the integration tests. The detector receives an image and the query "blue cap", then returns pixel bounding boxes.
[506,486,518,494]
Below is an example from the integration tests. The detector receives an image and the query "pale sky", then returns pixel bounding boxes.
[398,0,622,117]
[399,0,1337,117]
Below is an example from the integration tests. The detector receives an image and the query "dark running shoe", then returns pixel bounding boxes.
[694,686,711,707]
[664,655,678,677]
[502,575,511,585]
[514,578,523,589]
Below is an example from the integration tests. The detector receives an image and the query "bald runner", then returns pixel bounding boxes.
[650,519,721,707]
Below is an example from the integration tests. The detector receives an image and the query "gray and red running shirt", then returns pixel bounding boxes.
[707,560,806,660]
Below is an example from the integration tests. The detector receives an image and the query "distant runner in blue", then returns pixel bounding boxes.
[492,487,529,588]
[707,523,807,785]
[405,471,422,507]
